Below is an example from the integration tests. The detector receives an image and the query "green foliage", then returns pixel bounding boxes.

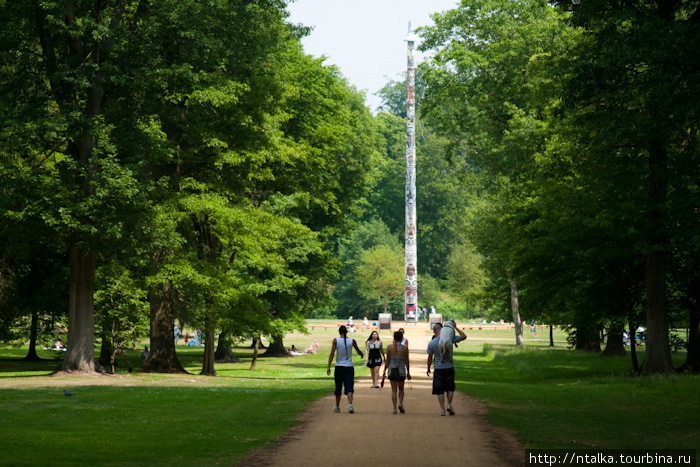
[0,0,382,362]
[669,334,688,354]
[355,245,405,314]
[334,219,401,319]
[418,0,700,372]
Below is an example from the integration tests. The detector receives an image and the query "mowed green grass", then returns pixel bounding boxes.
[453,342,700,456]
[1,322,698,466]
[0,326,356,467]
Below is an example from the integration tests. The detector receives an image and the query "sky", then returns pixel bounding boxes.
[286,0,459,113]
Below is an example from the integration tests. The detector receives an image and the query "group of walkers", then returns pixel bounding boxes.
[326,322,467,416]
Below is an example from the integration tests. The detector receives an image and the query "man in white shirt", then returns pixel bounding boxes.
[327,325,364,413]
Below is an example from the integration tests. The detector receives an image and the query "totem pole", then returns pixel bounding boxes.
[404,23,418,322]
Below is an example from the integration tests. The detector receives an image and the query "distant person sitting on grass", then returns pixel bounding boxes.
[327,325,363,413]
[141,345,150,363]
[304,340,319,354]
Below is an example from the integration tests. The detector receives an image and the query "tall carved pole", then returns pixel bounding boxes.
[404,23,418,322]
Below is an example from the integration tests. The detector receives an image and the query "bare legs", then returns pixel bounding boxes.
[390,380,405,413]
[437,391,455,415]
[371,366,381,387]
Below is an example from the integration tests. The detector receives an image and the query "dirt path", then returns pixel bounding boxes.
[240,326,524,467]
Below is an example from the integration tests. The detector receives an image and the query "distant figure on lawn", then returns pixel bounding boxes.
[327,325,363,414]
[141,345,150,363]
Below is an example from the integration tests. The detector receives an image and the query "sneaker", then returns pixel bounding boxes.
[348,404,354,413]
[398,404,405,413]
[440,409,446,416]
[392,408,397,414]
[446,404,455,415]
[333,406,340,413]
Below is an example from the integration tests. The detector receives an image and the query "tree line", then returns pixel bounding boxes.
[417,0,700,373]
[2,0,698,376]
[0,0,383,375]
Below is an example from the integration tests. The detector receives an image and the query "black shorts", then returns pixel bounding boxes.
[432,367,455,395]
[388,367,406,381]
[334,366,355,396]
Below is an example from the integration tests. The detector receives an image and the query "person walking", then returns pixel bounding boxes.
[397,327,409,349]
[383,330,411,414]
[364,331,385,388]
[427,322,467,416]
[327,325,364,413]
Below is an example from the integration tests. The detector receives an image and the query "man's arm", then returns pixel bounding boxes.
[455,325,467,342]
[353,339,364,359]
[326,339,337,375]
[427,353,433,376]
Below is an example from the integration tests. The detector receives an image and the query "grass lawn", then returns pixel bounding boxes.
[453,341,700,458]
[0,328,354,467]
[1,321,698,466]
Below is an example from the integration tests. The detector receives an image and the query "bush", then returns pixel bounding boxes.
[669,333,687,353]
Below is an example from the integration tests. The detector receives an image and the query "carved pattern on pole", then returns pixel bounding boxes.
[404,22,418,322]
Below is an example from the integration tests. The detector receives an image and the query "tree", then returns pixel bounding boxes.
[553,0,700,372]
[0,0,152,372]
[334,219,401,319]
[95,263,149,372]
[356,245,405,315]
[446,242,486,320]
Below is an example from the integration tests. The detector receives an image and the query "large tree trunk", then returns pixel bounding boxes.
[141,281,187,373]
[602,321,626,357]
[641,141,673,373]
[509,277,524,349]
[200,313,217,376]
[23,310,43,361]
[61,247,101,372]
[263,334,289,357]
[215,331,241,363]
